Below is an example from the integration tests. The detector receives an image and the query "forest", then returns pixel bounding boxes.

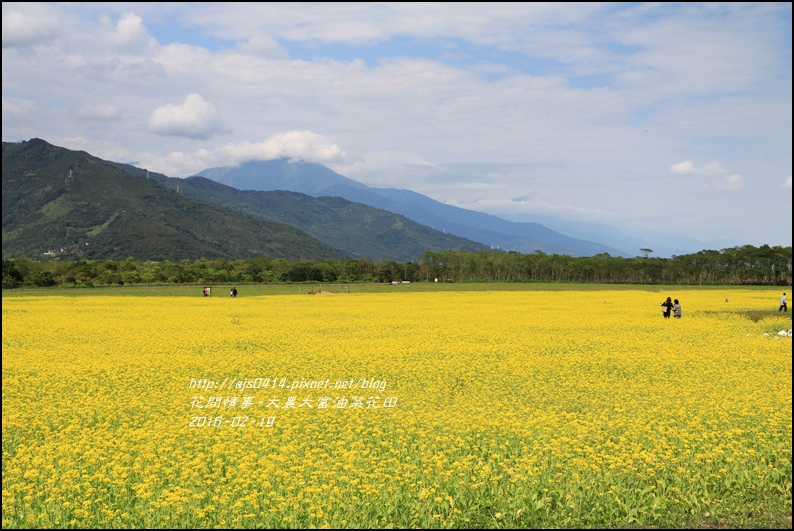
[2,244,791,289]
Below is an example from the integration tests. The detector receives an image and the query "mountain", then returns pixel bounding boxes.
[198,160,631,257]
[2,139,346,262]
[199,159,369,195]
[111,164,492,262]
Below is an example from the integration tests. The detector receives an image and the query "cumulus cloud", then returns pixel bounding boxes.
[783,176,792,189]
[671,159,748,191]
[102,12,155,52]
[215,131,347,164]
[670,160,725,175]
[140,130,346,176]
[2,7,60,49]
[148,93,231,140]
[714,174,744,190]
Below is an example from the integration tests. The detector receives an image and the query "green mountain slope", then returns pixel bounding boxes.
[2,139,346,261]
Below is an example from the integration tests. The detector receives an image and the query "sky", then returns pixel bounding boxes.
[3,2,792,252]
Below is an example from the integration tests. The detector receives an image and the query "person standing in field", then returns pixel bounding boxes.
[673,299,682,318]
[780,292,787,312]
[232,287,238,297]
[661,296,673,318]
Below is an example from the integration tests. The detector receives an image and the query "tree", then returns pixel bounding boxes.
[29,270,57,287]
[2,259,24,288]
[639,248,653,258]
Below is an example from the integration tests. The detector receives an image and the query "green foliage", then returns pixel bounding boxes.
[28,270,57,287]
[2,259,24,288]
[1,244,791,290]
[418,247,792,285]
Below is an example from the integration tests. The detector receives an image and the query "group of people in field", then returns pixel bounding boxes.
[661,296,682,318]
[202,286,238,297]
[660,292,788,318]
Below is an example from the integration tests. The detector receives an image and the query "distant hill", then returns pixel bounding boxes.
[111,164,492,262]
[199,159,369,195]
[198,160,631,257]
[2,139,346,262]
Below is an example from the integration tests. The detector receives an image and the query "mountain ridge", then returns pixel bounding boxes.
[113,163,493,261]
[197,159,631,257]
[2,138,493,263]
[2,139,346,262]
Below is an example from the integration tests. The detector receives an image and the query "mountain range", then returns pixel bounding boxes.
[114,163,492,261]
[2,139,487,262]
[197,160,631,257]
[3,138,664,263]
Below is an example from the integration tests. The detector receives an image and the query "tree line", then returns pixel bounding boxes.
[2,245,791,289]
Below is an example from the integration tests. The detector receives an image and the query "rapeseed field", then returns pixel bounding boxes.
[2,289,791,528]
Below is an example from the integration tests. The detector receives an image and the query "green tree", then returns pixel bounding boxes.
[29,270,57,287]
[2,259,24,288]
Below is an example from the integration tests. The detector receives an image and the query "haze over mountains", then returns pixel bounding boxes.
[197,160,634,258]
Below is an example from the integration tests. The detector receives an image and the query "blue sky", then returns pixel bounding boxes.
[2,2,791,253]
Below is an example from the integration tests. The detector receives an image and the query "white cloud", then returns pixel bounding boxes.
[236,34,290,59]
[211,131,347,165]
[101,12,155,52]
[447,196,606,219]
[148,93,230,140]
[2,6,60,49]
[670,160,725,175]
[714,174,744,191]
[184,3,606,48]
[783,176,792,189]
[140,130,346,176]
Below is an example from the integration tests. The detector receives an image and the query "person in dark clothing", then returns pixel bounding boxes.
[661,296,673,318]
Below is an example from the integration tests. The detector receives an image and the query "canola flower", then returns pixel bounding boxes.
[2,289,791,528]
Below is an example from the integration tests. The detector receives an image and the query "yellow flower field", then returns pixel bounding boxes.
[2,289,791,528]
